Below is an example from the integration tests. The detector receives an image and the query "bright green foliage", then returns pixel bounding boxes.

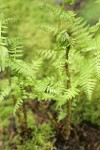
[0,86,11,103]
[0,0,100,122]
[0,0,100,148]
[37,2,100,121]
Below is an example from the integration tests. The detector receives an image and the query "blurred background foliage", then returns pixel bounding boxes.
[8,0,100,60]
[8,0,56,60]
[0,0,100,149]
[77,0,100,23]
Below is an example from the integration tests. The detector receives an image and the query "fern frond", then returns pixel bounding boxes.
[80,78,96,100]
[0,86,11,102]
[36,49,58,60]
[32,59,43,73]
[10,60,35,80]
[46,4,75,22]
[94,51,100,78]
[6,37,23,45]
[7,37,23,60]
[41,24,58,35]
[56,87,79,107]
[9,43,23,60]
[0,21,8,46]
[35,76,55,93]
[44,80,65,97]
[93,36,100,78]
[3,17,18,24]
[0,46,8,71]
[51,56,66,75]
[65,87,79,100]
[71,17,95,52]
[14,98,23,115]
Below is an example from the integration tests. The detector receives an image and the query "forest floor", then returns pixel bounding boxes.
[0,121,100,150]
[0,101,100,150]
[56,122,100,150]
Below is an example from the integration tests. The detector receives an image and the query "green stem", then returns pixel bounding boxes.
[57,1,72,139]
[65,45,72,140]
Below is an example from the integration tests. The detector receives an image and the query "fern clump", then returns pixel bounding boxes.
[0,0,100,147]
[36,0,100,139]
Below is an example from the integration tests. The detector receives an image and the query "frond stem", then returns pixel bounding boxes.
[65,45,72,140]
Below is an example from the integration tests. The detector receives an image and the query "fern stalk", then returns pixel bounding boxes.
[65,45,72,139]
[6,67,11,86]
[19,87,29,138]
[40,102,59,130]
[57,0,72,139]
[22,99,28,137]
[46,109,58,129]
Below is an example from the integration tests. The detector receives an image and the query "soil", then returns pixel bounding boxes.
[55,122,100,150]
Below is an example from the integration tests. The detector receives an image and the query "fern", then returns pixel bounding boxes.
[10,60,35,80]
[41,24,58,35]
[0,18,9,71]
[0,86,11,102]
[93,35,100,78]
[38,1,100,139]
[0,0,21,71]
[0,0,100,143]
[8,38,23,60]
[14,98,23,115]
[0,46,8,71]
